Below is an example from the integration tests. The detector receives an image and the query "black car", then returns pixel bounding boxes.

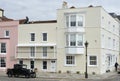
[6,64,36,78]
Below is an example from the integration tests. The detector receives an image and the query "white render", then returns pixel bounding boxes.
[17,6,120,74]
[0,9,3,17]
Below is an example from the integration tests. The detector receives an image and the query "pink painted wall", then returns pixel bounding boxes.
[0,21,19,71]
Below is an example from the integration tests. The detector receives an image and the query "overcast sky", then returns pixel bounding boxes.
[0,0,120,21]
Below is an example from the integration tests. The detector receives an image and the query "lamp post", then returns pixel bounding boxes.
[84,41,88,78]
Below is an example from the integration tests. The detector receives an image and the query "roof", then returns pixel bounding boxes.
[29,20,57,24]
[117,16,120,21]
[0,16,13,21]
[0,8,4,11]
[19,19,27,24]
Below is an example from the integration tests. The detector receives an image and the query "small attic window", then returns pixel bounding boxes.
[70,6,76,9]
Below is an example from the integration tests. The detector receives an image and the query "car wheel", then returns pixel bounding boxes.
[8,72,12,77]
[31,73,36,78]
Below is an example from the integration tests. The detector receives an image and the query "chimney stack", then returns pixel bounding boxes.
[62,1,68,9]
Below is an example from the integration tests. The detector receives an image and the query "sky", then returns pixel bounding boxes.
[0,0,120,21]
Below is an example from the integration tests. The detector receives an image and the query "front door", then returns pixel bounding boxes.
[51,60,56,72]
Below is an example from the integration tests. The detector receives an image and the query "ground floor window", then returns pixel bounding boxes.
[66,56,75,65]
[89,56,97,66]
[43,61,47,69]
[30,60,34,69]
[0,57,6,67]
[19,60,23,64]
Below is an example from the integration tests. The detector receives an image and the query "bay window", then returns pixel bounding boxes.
[66,34,83,47]
[66,14,83,27]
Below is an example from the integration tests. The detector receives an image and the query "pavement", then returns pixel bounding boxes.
[36,71,118,80]
[0,71,118,80]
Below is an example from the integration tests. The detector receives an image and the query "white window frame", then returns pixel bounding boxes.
[30,47,35,58]
[4,30,10,38]
[0,57,6,67]
[42,33,47,42]
[65,55,76,66]
[43,61,47,70]
[0,43,6,54]
[42,47,47,58]
[30,33,35,41]
[66,14,84,28]
[66,34,83,47]
[88,55,98,67]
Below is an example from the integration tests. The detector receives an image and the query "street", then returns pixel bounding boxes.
[0,74,120,81]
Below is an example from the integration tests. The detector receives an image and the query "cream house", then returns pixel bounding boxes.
[57,6,120,74]
[0,8,3,17]
[16,5,120,74]
[16,21,57,72]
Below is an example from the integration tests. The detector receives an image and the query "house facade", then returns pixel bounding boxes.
[0,8,19,71]
[0,21,19,71]
[16,21,57,72]
[0,8,3,17]
[16,6,120,74]
[57,6,120,74]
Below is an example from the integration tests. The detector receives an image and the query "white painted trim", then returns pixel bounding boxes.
[88,55,98,67]
[17,43,56,47]
[4,30,10,38]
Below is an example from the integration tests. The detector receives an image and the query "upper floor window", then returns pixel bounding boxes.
[4,30,9,37]
[30,47,35,57]
[66,14,83,27]
[43,47,47,57]
[42,33,47,41]
[0,43,6,54]
[66,34,83,47]
[30,33,35,41]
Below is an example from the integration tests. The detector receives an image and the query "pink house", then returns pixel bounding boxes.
[0,20,19,71]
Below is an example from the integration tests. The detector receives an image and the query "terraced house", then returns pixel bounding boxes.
[0,3,120,74]
[16,4,120,74]
[0,8,19,71]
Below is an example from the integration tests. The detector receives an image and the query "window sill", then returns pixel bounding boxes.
[88,65,98,67]
[64,64,76,67]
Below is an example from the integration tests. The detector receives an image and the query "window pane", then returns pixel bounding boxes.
[0,57,6,67]
[66,56,75,65]
[43,61,47,69]
[30,60,34,69]
[19,60,23,64]
[66,16,69,27]
[1,43,6,53]
[43,33,47,41]
[31,33,35,41]
[90,56,97,65]
[5,30,9,37]
[70,15,76,26]
[77,35,83,46]
[70,34,76,46]
[78,16,83,26]
[30,47,35,57]
[43,47,47,57]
